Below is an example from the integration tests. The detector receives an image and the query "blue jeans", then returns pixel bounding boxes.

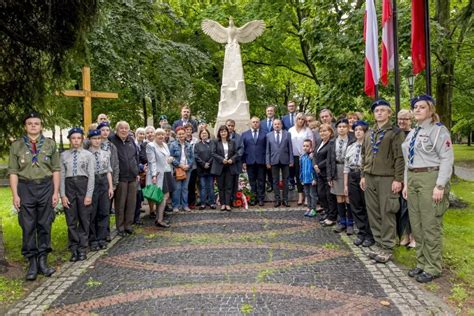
[172,172,190,209]
[199,175,215,205]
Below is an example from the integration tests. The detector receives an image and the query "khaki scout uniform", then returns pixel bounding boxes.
[402,119,454,276]
[361,122,405,251]
[8,135,60,258]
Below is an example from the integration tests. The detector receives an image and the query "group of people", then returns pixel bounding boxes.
[8,96,453,284]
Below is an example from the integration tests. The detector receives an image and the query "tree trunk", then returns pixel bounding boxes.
[151,95,158,128]
[435,0,453,129]
[142,97,147,127]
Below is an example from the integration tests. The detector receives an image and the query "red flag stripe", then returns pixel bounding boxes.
[411,0,426,74]
[364,0,380,97]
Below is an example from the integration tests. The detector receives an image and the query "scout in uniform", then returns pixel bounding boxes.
[87,129,114,251]
[60,128,95,262]
[360,100,405,263]
[344,121,375,247]
[8,112,59,281]
[402,95,454,283]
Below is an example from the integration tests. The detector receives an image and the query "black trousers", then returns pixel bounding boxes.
[271,164,289,202]
[397,196,411,237]
[247,164,266,202]
[348,171,374,241]
[65,177,91,253]
[217,166,233,206]
[317,175,337,221]
[289,156,304,192]
[90,174,110,246]
[188,169,198,206]
[17,178,54,258]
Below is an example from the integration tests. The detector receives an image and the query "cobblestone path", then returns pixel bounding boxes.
[8,208,452,315]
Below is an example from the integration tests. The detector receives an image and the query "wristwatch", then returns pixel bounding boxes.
[436,185,445,190]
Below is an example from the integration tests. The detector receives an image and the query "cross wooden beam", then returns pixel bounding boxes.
[60,66,118,129]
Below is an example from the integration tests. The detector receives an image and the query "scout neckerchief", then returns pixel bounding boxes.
[370,127,386,157]
[23,135,45,167]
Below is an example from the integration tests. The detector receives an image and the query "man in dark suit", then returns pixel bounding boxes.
[281,100,297,130]
[260,105,276,134]
[226,119,243,204]
[266,119,294,207]
[242,117,267,206]
[172,105,198,133]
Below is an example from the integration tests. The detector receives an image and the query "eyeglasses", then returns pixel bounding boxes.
[398,118,411,121]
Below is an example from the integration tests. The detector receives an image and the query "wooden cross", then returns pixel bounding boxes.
[60,66,118,129]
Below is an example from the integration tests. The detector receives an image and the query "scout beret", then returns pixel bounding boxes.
[159,115,168,120]
[410,94,435,109]
[198,119,207,124]
[352,120,369,130]
[23,112,42,124]
[67,127,84,139]
[97,121,110,130]
[371,99,391,112]
[88,129,101,138]
[335,118,349,128]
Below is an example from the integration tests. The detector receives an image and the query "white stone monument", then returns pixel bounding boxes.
[201,17,265,133]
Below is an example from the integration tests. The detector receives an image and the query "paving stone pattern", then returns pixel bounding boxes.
[8,208,453,315]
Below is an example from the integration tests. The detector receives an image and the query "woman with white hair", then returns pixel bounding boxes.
[146,128,175,227]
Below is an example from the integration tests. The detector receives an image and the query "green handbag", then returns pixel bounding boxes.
[142,184,164,203]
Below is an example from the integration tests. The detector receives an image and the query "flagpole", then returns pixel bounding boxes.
[392,0,401,116]
[424,0,432,95]
[375,84,379,99]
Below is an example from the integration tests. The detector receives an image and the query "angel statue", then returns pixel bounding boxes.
[202,17,265,132]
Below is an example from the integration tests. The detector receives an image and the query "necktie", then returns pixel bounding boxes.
[253,130,257,142]
[408,127,421,165]
[94,151,100,173]
[276,131,281,145]
[290,113,294,126]
[30,139,37,153]
[337,138,344,160]
[268,119,271,131]
[354,144,362,166]
[72,150,78,176]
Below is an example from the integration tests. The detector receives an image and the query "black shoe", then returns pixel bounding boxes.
[99,243,108,250]
[106,235,112,242]
[125,229,134,235]
[155,221,171,228]
[258,201,265,207]
[274,201,281,208]
[210,204,216,209]
[118,231,127,237]
[90,245,100,252]
[37,254,55,277]
[77,252,87,261]
[408,267,424,278]
[199,205,206,210]
[362,239,375,247]
[69,251,79,262]
[25,256,38,281]
[266,186,273,192]
[333,224,346,233]
[353,237,364,246]
[133,220,144,226]
[416,272,438,283]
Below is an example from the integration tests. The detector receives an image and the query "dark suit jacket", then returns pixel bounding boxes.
[266,130,294,166]
[241,129,266,165]
[327,134,356,181]
[210,140,239,176]
[229,132,243,172]
[281,113,296,130]
[172,119,198,133]
[194,141,213,175]
[260,117,275,134]
[313,139,333,180]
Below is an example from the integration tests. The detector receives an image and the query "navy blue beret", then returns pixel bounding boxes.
[335,118,349,128]
[371,99,391,112]
[410,94,435,109]
[198,119,207,124]
[23,112,42,124]
[159,115,168,120]
[68,127,84,138]
[97,121,110,130]
[352,120,369,130]
[88,129,101,138]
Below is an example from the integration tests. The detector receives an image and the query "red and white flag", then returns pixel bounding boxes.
[411,0,426,74]
[381,0,394,85]
[364,0,380,97]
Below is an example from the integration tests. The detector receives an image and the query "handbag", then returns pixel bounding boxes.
[175,167,187,181]
[142,185,164,203]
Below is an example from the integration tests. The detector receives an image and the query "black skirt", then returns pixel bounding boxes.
[162,172,176,194]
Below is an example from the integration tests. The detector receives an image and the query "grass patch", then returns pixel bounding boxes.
[85,277,102,287]
[0,276,24,303]
[240,303,254,315]
[454,144,474,167]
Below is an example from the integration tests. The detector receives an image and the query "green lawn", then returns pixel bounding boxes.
[453,144,474,168]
